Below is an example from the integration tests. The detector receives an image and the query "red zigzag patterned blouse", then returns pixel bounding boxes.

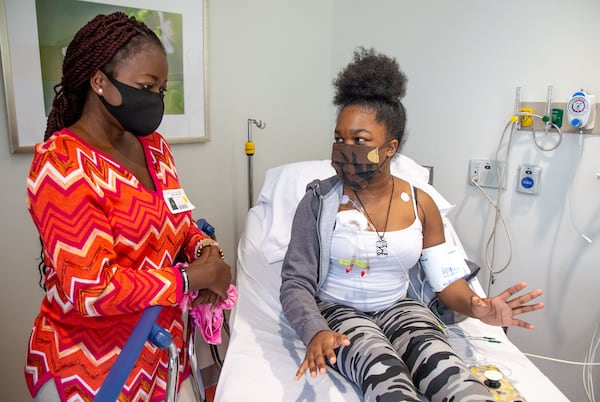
[25,129,209,401]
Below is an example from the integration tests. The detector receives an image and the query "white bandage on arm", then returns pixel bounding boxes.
[419,242,471,292]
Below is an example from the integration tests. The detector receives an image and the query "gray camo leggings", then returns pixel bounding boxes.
[317,298,494,402]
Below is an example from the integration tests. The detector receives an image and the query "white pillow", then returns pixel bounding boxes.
[256,155,454,264]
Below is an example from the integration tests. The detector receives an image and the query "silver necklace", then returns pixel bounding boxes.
[353,177,395,256]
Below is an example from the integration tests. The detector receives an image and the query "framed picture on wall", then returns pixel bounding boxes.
[0,0,208,153]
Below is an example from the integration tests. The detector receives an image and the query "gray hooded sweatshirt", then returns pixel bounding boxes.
[279,175,343,346]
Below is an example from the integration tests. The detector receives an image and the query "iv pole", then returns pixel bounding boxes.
[245,118,266,210]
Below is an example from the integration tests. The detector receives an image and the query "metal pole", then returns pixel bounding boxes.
[245,119,265,210]
[248,156,253,209]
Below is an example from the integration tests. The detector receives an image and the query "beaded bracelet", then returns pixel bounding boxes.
[194,238,217,258]
[195,239,225,260]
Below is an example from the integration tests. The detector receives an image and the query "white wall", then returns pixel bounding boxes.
[2,0,599,400]
[331,0,600,400]
[0,1,333,400]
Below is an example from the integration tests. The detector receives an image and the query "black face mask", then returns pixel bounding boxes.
[331,143,389,190]
[98,74,165,137]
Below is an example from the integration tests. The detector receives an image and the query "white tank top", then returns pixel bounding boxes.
[318,189,424,312]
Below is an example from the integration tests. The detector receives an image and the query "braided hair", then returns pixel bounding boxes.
[44,11,164,141]
[333,47,408,152]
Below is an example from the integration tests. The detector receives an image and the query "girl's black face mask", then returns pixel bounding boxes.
[98,74,165,137]
[331,143,388,190]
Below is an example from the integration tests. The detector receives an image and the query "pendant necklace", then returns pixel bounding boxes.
[353,177,395,256]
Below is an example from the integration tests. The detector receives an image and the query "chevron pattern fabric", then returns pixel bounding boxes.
[25,129,209,401]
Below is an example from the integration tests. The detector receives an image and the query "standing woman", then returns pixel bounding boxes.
[280,47,544,401]
[25,12,231,401]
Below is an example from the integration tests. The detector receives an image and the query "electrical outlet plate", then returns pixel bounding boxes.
[469,159,505,189]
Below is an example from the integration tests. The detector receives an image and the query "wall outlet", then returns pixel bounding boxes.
[469,159,504,189]
[517,165,541,195]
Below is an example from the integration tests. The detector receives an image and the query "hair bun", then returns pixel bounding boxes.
[333,47,407,107]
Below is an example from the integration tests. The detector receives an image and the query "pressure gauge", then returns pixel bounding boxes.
[567,90,596,129]
[570,98,586,113]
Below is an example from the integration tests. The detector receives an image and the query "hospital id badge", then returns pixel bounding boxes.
[163,188,195,214]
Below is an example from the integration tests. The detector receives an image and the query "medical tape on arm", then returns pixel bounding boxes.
[419,242,470,292]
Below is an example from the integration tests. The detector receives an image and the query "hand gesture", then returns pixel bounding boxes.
[471,282,544,329]
[295,330,350,380]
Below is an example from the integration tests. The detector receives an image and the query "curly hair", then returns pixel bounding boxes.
[333,47,408,151]
[43,11,164,141]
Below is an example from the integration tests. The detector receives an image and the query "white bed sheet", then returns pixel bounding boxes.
[215,159,568,402]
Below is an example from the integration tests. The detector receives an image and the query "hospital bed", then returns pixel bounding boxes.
[215,156,568,402]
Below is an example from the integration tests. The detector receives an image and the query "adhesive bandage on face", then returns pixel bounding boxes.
[419,242,471,292]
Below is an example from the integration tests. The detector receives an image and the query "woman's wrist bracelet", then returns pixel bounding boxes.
[195,238,225,260]
[178,265,189,293]
[194,238,217,258]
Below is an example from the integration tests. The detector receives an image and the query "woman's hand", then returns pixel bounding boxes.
[295,330,350,380]
[186,245,232,298]
[471,282,544,329]
[192,289,223,307]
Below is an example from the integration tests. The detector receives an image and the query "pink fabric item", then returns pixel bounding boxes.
[180,284,238,344]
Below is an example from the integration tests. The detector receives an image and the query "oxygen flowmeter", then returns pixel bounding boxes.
[567,90,596,130]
